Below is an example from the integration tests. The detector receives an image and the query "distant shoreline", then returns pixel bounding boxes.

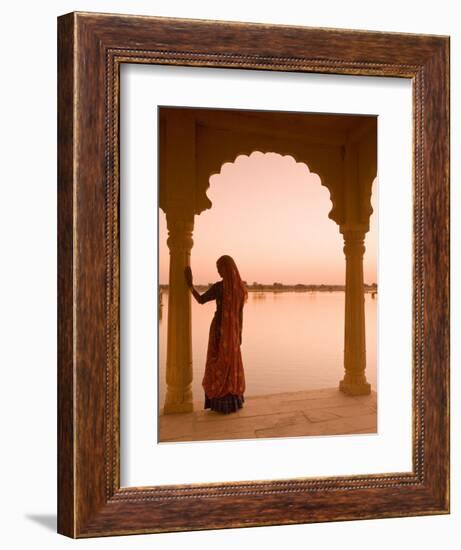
[159,283,378,293]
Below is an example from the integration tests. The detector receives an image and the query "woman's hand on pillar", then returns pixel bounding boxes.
[184,266,193,289]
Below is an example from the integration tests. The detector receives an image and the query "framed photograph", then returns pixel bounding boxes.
[157,105,379,444]
[58,12,450,537]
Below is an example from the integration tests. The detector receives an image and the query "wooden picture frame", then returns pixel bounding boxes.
[57,12,450,538]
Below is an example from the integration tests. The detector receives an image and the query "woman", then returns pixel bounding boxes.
[184,255,247,414]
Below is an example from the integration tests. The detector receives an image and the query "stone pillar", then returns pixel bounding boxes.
[163,215,194,414]
[339,230,371,396]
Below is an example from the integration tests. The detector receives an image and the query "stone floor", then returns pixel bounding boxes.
[159,387,377,443]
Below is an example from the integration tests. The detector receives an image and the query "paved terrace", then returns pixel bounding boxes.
[159,387,377,443]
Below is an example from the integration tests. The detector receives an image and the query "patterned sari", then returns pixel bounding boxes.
[201,255,247,413]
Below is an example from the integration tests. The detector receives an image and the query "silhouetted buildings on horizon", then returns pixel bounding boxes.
[159,282,378,293]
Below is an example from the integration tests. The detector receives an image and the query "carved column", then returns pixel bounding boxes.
[339,230,371,396]
[163,215,194,414]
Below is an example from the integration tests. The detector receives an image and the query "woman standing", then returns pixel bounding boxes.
[184,255,247,414]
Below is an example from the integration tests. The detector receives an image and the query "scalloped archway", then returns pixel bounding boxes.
[193,151,339,287]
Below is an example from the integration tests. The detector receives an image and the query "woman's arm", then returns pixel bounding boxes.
[184,266,217,304]
[184,266,200,303]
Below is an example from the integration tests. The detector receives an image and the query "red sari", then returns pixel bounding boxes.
[197,256,247,413]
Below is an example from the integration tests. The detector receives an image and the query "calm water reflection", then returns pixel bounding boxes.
[159,291,377,403]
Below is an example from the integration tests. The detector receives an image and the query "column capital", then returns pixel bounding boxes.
[340,226,367,238]
[166,225,194,252]
[342,230,365,258]
[166,211,194,252]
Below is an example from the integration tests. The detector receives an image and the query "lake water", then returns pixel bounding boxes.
[158,291,377,403]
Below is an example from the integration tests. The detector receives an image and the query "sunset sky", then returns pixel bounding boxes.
[159,152,377,285]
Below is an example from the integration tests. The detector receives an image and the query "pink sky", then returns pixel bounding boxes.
[159,152,377,285]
